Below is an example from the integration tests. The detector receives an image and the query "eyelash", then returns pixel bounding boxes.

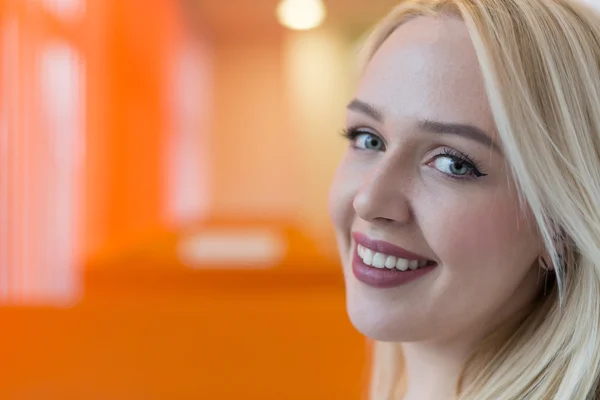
[340,127,488,180]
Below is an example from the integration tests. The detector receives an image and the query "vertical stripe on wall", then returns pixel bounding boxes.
[0,16,18,302]
[38,40,84,304]
[164,39,212,227]
[0,3,84,305]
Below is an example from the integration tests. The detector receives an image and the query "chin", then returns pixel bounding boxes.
[344,283,428,342]
[346,308,403,342]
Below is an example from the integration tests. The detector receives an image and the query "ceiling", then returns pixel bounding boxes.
[185,0,402,34]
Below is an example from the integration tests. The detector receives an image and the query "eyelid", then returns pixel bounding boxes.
[347,126,378,137]
[344,126,387,148]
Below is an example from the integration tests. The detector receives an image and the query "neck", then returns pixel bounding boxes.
[400,339,471,400]
[399,304,533,400]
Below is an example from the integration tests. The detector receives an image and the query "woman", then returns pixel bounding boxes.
[328,0,600,399]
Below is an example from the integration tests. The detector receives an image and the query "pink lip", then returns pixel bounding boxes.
[351,232,432,261]
[350,232,437,289]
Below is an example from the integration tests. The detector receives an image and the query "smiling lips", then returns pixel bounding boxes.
[351,232,438,288]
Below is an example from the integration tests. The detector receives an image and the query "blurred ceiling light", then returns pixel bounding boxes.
[276,0,327,31]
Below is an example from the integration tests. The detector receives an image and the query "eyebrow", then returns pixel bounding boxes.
[420,120,500,152]
[347,98,500,152]
[347,99,383,122]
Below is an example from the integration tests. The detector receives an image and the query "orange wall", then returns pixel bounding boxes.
[211,31,301,221]
[99,0,176,256]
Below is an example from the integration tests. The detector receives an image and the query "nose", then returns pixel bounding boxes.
[353,159,413,226]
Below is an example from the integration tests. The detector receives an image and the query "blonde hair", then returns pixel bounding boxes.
[358,1,600,399]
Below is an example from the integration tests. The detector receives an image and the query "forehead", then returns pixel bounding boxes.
[355,16,493,128]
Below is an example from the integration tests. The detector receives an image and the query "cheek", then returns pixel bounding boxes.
[328,159,365,267]
[408,190,540,338]
[328,161,360,235]
[419,190,539,319]
[426,197,535,267]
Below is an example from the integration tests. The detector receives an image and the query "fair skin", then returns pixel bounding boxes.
[328,16,546,400]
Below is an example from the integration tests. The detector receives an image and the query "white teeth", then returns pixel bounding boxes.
[363,249,373,266]
[384,256,397,269]
[396,258,409,271]
[372,253,386,268]
[357,244,430,272]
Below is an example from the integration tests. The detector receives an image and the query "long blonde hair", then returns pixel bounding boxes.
[358,1,600,399]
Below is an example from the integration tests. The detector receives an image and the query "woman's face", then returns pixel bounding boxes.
[329,16,544,342]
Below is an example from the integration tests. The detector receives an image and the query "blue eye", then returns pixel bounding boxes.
[342,128,385,151]
[429,149,487,179]
[432,156,472,176]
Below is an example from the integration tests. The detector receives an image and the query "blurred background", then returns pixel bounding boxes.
[0,0,400,398]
